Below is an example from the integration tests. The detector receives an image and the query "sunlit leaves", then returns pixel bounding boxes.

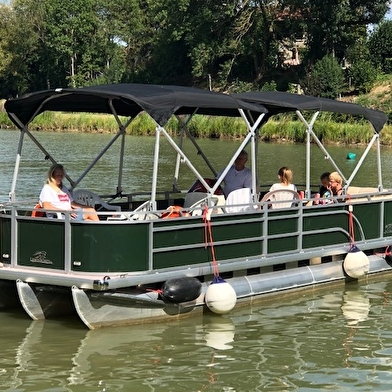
[368,20,392,74]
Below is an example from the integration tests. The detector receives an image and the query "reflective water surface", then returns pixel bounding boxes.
[1,278,392,391]
[1,129,391,202]
[2,129,392,391]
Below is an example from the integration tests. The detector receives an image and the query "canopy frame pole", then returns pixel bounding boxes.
[376,132,383,191]
[295,110,318,198]
[175,113,218,179]
[297,110,349,191]
[71,100,133,194]
[173,113,195,192]
[7,94,76,202]
[155,125,219,198]
[150,125,162,210]
[296,110,382,193]
[109,99,132,197]
[237,110,265,201]
[345,133,379,190]
[9,126,25,203]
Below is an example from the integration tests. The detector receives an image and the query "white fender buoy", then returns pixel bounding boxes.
[205,276,237,314]
[343,245,370,279]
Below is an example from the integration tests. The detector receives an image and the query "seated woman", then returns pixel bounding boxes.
[39,163,99,221]
[329,171,345,202]
[268,166,297,209]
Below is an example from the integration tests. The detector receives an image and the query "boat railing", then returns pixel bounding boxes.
[4,187,392,220]
[4,186,392,218]
[2,189,392,275]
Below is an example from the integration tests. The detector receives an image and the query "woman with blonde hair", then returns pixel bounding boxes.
[268,166,297,209]
[329,171,344,198]
[270,167,296,191]
[39,163,99,221]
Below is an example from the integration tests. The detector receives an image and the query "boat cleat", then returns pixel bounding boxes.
[93,276,110,291]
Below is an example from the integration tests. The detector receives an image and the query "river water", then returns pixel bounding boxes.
[2,278,392,391]
[2,129,392,391]
[1,128,391,202]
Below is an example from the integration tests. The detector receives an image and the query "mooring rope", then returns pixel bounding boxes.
[347,195,356,248]
[202,205,219,277]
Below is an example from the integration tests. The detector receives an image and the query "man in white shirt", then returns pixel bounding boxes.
[219,150,252,197]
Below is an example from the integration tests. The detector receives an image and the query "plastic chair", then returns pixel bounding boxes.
[260,189,300,209]
[183,192,209,208]
[225,188,254,213]
[73,189,121,212]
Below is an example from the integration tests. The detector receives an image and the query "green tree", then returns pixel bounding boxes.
[301,55,344,98]
[1,0,390,97]
[348,59,378,93]
[1,0,128,96]
[291,0,388,64]
[368,20,392,74]
[41,0,120,87]
[102,0,151,84]
[0,5,14,97]
[346,42,378,93]
[0,0,46,96]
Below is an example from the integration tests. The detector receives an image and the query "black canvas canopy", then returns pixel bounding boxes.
[6,85,388,133]
[5,84,267,128]
[233,91,388,133]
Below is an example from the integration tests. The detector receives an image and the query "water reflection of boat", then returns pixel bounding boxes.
[3,313,238,389]
[1,85,392,328]
[69,323,171,386]
[2,318,86,391]
[4,280,392,390]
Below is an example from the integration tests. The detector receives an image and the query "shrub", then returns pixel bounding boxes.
[301,55,344,99]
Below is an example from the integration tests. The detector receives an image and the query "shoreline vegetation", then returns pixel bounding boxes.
[1,100,391,146]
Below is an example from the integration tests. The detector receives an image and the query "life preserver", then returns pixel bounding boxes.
[161,205,191,219]
[31,203,45,218]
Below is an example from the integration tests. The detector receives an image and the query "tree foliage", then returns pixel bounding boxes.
[295,0,388,63]
[368,20,392,74]
[300,55,344,99]
[0,0,390,98]
[346,42,378,93]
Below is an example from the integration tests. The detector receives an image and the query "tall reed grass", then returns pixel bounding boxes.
[0,111,390,146]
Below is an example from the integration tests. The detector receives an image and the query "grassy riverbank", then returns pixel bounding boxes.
[1,80,392,146]
[1,110,390,145]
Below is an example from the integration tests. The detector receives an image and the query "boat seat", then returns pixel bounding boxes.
[225,188,255,213]
[73,189,121,212]
[346,186,378,195]
[126,200,159,221]
[184,193,222,216]
[261,189,300,209]
[184,192,209,208]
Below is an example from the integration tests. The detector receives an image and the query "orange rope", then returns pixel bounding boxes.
[203,205,219,277]
[385,245,392,257]
[375,245,392,258]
